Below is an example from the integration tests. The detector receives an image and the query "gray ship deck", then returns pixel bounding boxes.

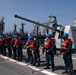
[0,49,76,75]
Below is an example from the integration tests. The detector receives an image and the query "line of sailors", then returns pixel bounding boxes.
[0,33,73,75]
[0,34,23,61]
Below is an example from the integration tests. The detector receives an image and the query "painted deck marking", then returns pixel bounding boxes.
[28,65,40,71]
[41,70,58,75]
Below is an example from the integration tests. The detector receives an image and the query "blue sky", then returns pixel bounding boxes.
[0,0,76,33]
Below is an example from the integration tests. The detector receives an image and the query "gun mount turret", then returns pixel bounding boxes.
[14,15,62,34]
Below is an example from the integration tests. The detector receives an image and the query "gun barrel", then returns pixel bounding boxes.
[14,15,61,33]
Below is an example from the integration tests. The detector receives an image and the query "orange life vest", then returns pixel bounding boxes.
[0,38,3,45]
[7,36,12,44]
[11,38,16,45]
[34,39,39,48]
[14,38,19,47]
[3,38,6,45]
[30,40,37,50]
[61,38,72,50]
[44,38,51,49]
[0,38,6,45]
[25,40,31,47]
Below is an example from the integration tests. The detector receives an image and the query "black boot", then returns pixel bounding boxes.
[31,63,36,66]
[62,70,68,74]
[44,66,50,69]
[52,68,55,72]
[36,64,40,67]
[68,70,72,75]
[19,58,22,61]
[26,59,30,62]
[30,61,33,64]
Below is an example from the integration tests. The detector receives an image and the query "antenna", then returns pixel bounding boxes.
[21,22,26,34]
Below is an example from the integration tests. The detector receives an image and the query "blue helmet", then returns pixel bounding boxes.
[12,34,17,38]
[29,36,34,40]
[28,36,30,39]
[0,35,4,38]
[12,34,15,38]
[46,34,51,38]
[62,33,69,38]
[7,33,11,36]
[14,35,18,38]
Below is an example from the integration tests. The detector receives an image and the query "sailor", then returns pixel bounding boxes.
[15,36,23,61]
[25,36,32,62]
[6,33,12,57]
[2,35,7,56]
[0,35,4,55]
[42,38,48,54]
[0,35,6,56]
[13,35,21,61]
[25,36,33,64]
[13,35,18,60]
[51,34,56,54]
[31,37,40,67]
[11,34,17,59]
[60,33,73,75]
[43,34,55,72]
[0,36,2,54]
